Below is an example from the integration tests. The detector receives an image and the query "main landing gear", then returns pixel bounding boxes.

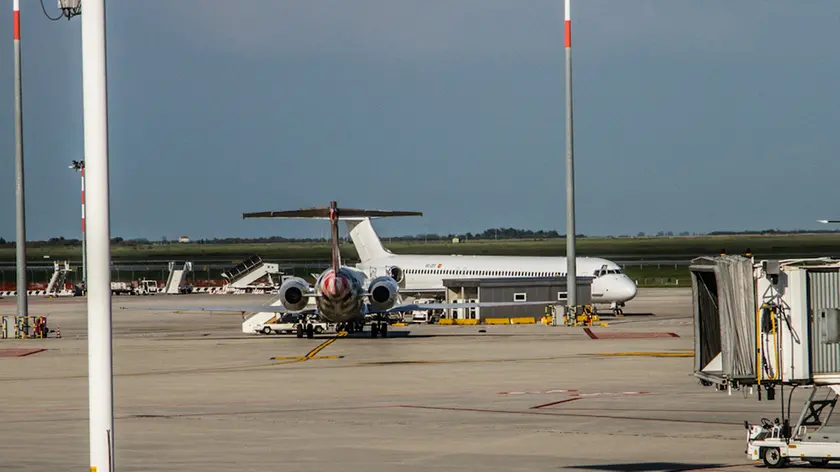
[295,315,316,339]
[336,321,365,334]
[370,315,389,338]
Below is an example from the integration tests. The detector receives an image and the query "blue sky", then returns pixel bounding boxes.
[2,0,840,241]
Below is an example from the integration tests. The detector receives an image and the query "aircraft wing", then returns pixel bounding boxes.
[376,299,561,314]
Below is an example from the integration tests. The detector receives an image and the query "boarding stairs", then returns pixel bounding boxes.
[221,255,283,293]
[45,261,73,297]
[164,261,193,294]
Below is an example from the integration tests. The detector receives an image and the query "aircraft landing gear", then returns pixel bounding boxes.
[296,315,316,339]
[610,302,625,317]
[370,315,389,338]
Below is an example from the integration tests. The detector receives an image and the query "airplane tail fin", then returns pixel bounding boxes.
[243,203,422,269]
[345,218,390,263]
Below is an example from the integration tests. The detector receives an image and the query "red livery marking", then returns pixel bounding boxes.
[321,271,348,297]
[13,11,20,41]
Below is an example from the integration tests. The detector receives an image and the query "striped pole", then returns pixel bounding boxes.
[564,0,578,317]
[13,0,28,317]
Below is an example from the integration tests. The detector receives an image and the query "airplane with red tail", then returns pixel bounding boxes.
[124,202,567,339]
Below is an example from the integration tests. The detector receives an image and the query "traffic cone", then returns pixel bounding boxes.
[56,326,61,339]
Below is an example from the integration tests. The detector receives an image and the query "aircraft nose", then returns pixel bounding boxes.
[620,277,638,301]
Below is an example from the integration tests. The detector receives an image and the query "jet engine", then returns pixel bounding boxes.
[278,277,310,311]
[367,276,399,311]
[386,266,404,284]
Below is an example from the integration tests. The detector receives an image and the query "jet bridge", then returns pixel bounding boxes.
[691,255,840,392]
[221,255,283,293]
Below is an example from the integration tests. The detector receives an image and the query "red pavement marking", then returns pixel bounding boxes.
[0,348,47,357]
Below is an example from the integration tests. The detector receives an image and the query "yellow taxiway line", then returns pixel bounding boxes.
[591,351,694,358]
[270,331,347,363]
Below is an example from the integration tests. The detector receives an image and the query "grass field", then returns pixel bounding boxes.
[3,232,840,263]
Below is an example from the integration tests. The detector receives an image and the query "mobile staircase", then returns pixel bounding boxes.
[164,261,193,294]
[45,261,73,297]
[221,255,283,293]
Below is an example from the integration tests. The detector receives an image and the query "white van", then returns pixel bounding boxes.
[410,298,441,324]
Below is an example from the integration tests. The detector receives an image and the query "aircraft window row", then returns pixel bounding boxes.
[594,268,624,277]
[405,268,565,277]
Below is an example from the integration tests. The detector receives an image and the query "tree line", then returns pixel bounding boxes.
[2,227,840,247]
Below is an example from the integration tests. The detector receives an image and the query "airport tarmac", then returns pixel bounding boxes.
[0,288,793,471]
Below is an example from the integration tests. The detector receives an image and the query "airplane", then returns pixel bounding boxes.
[126,202,571,339]
[344,218,638,315]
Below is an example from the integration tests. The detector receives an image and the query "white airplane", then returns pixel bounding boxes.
[346,218,637,315]
[128,202,568,339]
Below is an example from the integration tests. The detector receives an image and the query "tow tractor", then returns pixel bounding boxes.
[745,385,840,468]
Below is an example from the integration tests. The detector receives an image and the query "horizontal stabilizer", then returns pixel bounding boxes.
[119,305,291,314]
[244,207,422,220]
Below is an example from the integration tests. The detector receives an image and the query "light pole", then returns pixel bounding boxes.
[563,0,578,323]
[13,0,28,318]
[70,160,86,290]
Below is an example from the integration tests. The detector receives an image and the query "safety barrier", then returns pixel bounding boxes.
[0,315,49,339]
[433,316,557,326]
[0,289,75,297]
[432,305,601,327]
[454,319,479,325]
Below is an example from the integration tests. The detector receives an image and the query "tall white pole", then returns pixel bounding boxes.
[13,0,28,318]
[81,165,87,289]
[564,0,577,313]
[81,0,115,470]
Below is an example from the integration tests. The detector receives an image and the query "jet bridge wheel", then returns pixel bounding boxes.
[762,447,787,468]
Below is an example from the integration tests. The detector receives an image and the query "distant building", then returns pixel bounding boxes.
[178,236,190,243]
